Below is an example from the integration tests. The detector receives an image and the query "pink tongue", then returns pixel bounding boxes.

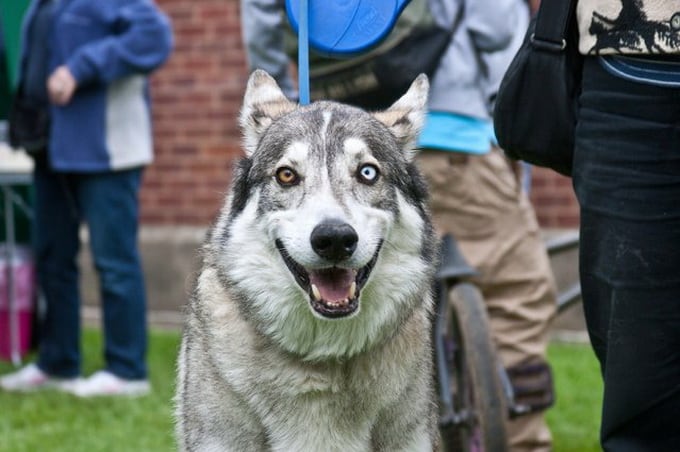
[309,268,355,302]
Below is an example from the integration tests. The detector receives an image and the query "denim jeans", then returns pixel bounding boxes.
[34,163,147,380]
[573,58,680,451]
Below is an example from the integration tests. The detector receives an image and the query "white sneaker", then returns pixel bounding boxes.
[72,370,150,397]
[0,363,82,393]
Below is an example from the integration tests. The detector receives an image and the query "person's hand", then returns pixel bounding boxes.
[47,66,77,105]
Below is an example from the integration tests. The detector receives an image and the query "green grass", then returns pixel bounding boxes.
[547,342,603,452]
[1,331,602,452]
[0,329,180,452]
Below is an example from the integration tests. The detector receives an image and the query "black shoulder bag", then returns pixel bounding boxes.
[8,84,50,155]
[493,0,582,176]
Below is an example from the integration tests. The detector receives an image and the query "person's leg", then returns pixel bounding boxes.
[580,211,680,451]
[418,149,557,451]
[33,164,82,378]
[78,168,147,380]
[574,57,680,451]
[475,183,556,452]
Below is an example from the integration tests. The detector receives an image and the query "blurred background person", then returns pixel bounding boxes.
[573,1,680,449]
[0,0,173,397]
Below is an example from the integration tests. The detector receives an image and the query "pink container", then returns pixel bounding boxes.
[0,245,36,361]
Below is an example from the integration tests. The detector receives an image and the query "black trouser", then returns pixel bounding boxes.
[573,58,680,451]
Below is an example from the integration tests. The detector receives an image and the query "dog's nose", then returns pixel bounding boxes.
[310,221,358,261]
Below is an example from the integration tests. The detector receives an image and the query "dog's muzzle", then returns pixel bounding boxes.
[275,221,382,319]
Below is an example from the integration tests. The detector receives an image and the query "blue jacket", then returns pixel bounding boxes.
[20,0,173,172]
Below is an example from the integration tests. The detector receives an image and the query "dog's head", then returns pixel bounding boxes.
[208,70,437,359]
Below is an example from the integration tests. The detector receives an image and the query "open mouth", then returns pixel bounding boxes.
[275,239,382,319]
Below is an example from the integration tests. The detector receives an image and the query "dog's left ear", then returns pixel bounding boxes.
[372,74,429,162]
[240,70,297,156]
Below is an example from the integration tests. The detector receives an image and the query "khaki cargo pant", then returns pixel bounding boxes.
[418,148,557,452]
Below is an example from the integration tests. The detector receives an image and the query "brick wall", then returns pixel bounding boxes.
[530,167,579,228]
[146,0,579,228]
[144,0,248,224]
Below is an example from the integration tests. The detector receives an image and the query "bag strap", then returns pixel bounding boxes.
[531,0,576,51]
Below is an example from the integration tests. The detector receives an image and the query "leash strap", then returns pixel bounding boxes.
[297,0,310,105]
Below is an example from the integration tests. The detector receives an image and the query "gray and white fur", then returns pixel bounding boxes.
[175,70,439,451]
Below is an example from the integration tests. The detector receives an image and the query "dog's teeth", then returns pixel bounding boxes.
[311,284,322,301]
[349,282,356,299]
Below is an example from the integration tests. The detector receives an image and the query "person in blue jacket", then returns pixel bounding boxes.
[0,0,172,397]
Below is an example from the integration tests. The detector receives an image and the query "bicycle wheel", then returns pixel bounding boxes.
[437,282,508,452]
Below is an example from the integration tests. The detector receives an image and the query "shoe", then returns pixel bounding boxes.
[72,370,150,397]
[0,363,81,393]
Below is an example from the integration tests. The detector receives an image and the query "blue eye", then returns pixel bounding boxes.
[357,163,380,184]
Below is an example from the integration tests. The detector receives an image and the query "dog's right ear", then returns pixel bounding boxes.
[372,74,429,162]
[240,70,296,156]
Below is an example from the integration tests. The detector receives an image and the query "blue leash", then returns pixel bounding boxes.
[297,0,310,105]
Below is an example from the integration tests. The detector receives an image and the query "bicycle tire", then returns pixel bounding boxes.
[438,282,508,452]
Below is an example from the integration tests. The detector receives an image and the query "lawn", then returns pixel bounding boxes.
[1,331,602,451]
[0,329,179,452]
[546,343,603,452]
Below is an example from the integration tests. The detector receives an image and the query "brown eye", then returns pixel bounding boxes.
[275,167,299,186]
[357,163,380,185]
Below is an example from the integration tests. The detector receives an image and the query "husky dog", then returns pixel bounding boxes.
[175,70,439,451]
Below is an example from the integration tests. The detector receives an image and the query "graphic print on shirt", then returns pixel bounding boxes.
[579,0,680,54]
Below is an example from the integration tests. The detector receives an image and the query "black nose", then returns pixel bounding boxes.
[310,221,358,261]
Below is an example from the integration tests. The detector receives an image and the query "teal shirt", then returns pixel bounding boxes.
[417,111,496,154]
